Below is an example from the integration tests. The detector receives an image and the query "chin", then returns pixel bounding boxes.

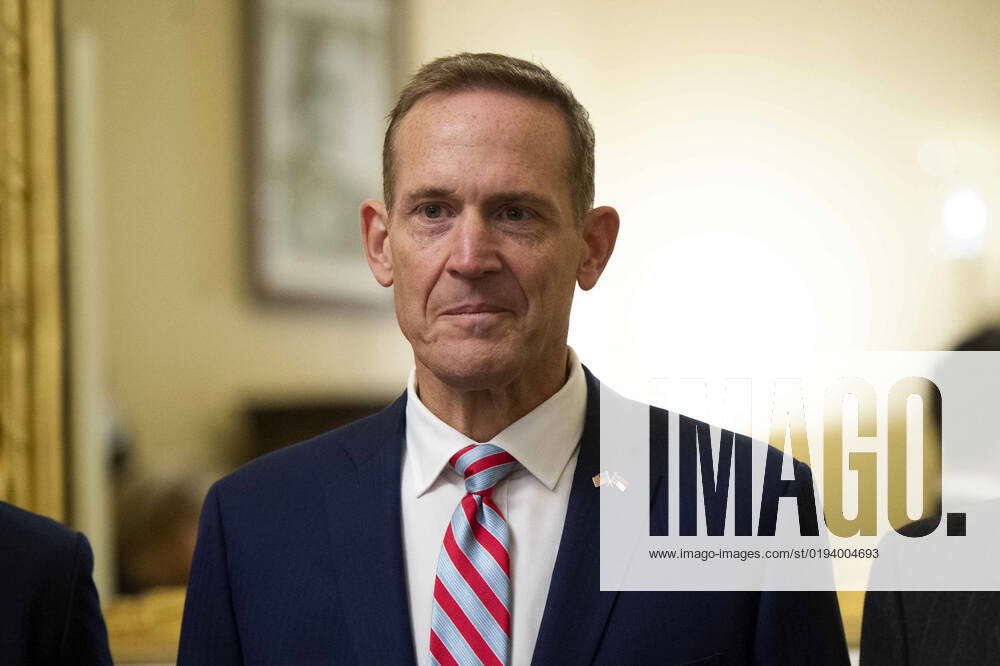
[420,338,523,391]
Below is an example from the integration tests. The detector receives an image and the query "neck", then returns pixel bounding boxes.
[414,347,570,442]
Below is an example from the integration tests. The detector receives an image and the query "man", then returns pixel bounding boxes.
[0,500,113,664]
[179,52,848,664]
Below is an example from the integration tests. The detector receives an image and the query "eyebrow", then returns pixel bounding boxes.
[401,187,558,214]
[481,191,559,215]
[399,187,458,209]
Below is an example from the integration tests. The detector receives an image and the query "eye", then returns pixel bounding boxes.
[501,206,529,222]
[420,203,446,219]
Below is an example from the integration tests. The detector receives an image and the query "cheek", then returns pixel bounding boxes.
[393,252,439,316]
[517,256,578,310]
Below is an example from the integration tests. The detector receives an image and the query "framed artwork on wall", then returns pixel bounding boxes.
[248,0,396,307]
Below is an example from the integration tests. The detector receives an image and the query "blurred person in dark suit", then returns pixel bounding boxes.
[0,500,112,665]
[179,52,848,665]
[861,521,1000,665]
[861,325,1000,665]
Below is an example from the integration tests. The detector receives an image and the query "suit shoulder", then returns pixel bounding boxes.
[0,501,84,587]
[0,501,78,555]
[215,393,405,498]
[648,403,817,489]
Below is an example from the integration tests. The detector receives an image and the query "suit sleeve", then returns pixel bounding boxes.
[755,589,850,665]
[58,532,113,665]
[859,589,907,665]
[754,461,851,665]
[178,482,244,665]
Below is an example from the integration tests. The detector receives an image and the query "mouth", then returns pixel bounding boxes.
[440,303,511,316]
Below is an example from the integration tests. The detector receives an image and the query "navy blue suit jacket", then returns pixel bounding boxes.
[0,501,112,665]
[179,368,849,664]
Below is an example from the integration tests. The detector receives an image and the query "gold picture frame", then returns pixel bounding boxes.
[0,0,64,521]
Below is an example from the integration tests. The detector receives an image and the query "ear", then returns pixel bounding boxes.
[360,199,394,287]
[577,205,619,290]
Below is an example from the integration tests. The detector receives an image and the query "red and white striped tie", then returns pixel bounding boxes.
[429,443,520,666]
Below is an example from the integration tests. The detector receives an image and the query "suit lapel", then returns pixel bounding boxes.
[324,393,417,666]
[531,367,619,665]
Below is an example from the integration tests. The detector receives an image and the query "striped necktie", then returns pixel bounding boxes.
[429,443,520,666]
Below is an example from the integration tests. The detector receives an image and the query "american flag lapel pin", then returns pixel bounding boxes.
[593,470,613,487]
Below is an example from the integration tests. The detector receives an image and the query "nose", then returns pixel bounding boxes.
[444,212,503,278]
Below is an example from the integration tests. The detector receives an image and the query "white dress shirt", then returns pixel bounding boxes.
[401,347,587,666]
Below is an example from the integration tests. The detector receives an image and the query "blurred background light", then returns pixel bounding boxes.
[942,187,989,257]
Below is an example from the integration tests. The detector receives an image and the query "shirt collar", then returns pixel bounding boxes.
[405,347,587,497]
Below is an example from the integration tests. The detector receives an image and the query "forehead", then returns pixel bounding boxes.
[392,88,573,201]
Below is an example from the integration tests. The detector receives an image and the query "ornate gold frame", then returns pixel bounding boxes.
[0,0,63,520]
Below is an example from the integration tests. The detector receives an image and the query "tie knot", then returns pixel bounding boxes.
[449,443,520,495]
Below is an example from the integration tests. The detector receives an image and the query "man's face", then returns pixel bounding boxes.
[379,89,586,390]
